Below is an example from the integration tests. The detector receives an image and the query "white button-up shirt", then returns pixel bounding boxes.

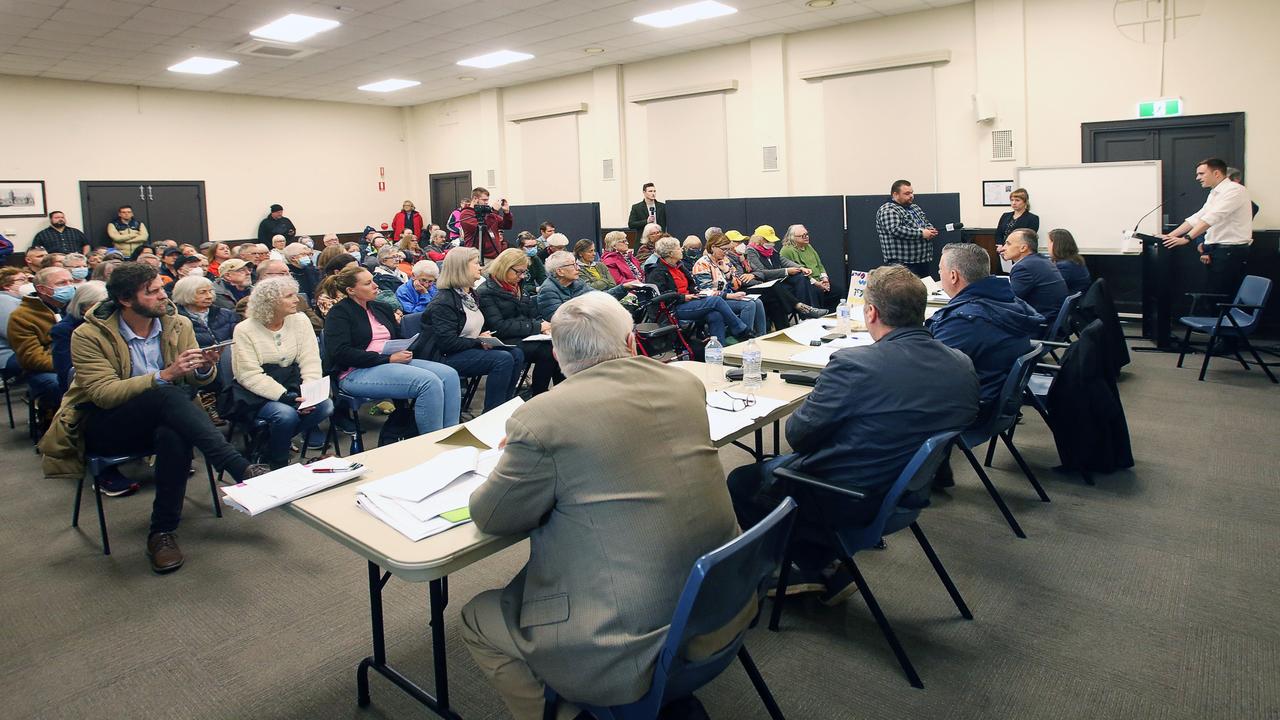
[1186,180,1253,246]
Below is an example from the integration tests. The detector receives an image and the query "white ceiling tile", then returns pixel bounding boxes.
[61,0,142,17]
[6,2,59,21]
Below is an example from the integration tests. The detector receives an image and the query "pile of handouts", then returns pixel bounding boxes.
[221,457,367,516]
[355,446,504,541]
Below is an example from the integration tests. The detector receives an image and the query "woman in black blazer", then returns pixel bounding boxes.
[476,248,563,396]
[995,187,1040,270]
[422,247,525,412]
[323,267,461,434]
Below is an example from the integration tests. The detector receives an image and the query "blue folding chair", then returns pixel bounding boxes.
[1043,292,1081,361]
[767,431,970,689]
[543,498,797,720]
[958,343,1051,539]
[1175,275,1277,383]
[400,311,423,339]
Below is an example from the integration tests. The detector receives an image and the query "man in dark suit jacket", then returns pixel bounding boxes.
[728,264,978,605]
[626,182,667,235]
[1002,228,1068,336]
[462,292,741,719]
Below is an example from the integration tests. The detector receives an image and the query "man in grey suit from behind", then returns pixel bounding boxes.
[462,291,740,719]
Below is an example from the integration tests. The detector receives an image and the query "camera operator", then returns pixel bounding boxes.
[459,186,513,263]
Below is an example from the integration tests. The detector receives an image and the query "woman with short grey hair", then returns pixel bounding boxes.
[647,236,753,344]
[173,275,239,349]
[232,276,332,468]
[537,250,635,320]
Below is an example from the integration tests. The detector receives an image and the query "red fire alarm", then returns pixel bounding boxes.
[378,181,386,192]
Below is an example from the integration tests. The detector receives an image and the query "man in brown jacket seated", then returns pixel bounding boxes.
[461,291,741,719]
[40,263,267,573]
[8,265,76,412]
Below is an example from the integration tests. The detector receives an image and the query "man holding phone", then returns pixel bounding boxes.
[39,262,268,574]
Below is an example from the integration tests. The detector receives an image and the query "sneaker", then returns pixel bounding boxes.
[766,563,826,597]
[796,304,828,320]
[146,532,184,574]
[95,468,140,498]
[820,565,860,606]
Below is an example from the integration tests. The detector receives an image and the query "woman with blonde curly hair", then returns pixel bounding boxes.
[230,276,333,467]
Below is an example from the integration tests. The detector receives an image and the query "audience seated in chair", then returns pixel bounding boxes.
[371,245,408,296]
[513,232,547,293]
[634,223,662,265]
[212,258,253,310]
[679,235,702,275]
[0,267,32,378]
[231,277,333,468]
[780,223,834,308]
[50,281,108,392]
[395,260,439,314]
[476,248,563,397]
[1048,229,1092,295]
[648,238,754,345]
[283,242,320,301]
[173,275,240,349]
[461,291,741,720]
[573,238,617,292]
[733,229,825,328]
[1001,229,1068,336]
[600,230,644,285]
[323,267,460,436]
[38,262,268,574]
[256,259,324,333]
[690,232,768,338]
[727,264,979,602]
[9,266,75,412]
[421,247,525,413]
[537,251,632,321]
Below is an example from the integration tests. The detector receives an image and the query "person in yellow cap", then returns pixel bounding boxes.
[737,225,827,328]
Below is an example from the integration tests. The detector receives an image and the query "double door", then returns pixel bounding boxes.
[428,172,471,231]
[79,181,208,249]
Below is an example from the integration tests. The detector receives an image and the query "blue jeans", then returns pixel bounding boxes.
[340,360,461,434]
[27,371,62,405]
[728,454,835,572]
[443,346,525,413]
[256,399,334,468]
[676,296,748,343]
[725,297,767,336]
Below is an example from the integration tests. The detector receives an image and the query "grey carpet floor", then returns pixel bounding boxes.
[2,344,1277,720]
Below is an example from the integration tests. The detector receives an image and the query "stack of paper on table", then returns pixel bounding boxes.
[704,390,791,442]
[779,319,836,345]
[221,457,366,516]
[439,396,523,448]
[788,333,873,365]
[355,446,504,541]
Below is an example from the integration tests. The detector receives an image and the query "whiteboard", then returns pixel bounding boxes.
[1015,161,1161,255]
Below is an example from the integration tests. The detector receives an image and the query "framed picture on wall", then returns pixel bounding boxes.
[0,181,47,218]
[982,180,1014,207]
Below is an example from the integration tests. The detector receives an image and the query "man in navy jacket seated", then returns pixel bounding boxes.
[1001,229,1068,336]
[727,264,979,606]
[930,243,1043,406]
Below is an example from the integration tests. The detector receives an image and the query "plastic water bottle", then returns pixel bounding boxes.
[837,299,852,335]
[704,337,724,389]
[743,339,763,391]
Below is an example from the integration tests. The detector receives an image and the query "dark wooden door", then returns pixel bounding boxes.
[1088,129,1156,164]
[1158,126,1236,228]
[429,172,471,229]
[145,183,207,246]
[81,182,150,248]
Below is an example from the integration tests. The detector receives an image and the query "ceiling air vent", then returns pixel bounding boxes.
[762,145,779,172]
[602,158,615,181]
[230,39,319,60]
[486,169,497,186]
[991,129,1014,161]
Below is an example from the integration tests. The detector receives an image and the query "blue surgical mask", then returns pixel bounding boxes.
[70,267,89,280]
[524,246,538,256]
[299,256,313,266]
[52,285,76,305]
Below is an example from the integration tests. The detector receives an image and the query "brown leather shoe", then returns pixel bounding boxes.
[146,532,184,574]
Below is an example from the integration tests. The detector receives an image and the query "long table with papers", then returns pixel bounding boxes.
[280,360,812,719]
[723,306,940,373]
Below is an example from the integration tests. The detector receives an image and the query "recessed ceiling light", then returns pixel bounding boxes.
[358,78,420,92]
[457,76,475,82]
[250,14,340,43]
[805,0,836,7]
[584,47,605,54]
[168,57,238,75]
[457,50,535,69]
[634,1,737,29]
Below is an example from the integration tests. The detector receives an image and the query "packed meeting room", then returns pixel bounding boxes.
[3,0,1278,718]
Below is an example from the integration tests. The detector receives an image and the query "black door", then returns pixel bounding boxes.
[81,183,150,248]
[429,172,471,229]
[1087,129,1156,164]
[146,184,207,246]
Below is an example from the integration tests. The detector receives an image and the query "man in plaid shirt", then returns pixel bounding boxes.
[876,179,939,278]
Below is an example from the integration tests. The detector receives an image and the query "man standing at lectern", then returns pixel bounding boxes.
[876,179,939,278]
[1161,158,1254,297]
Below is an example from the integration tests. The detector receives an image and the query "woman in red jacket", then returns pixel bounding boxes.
[391,200,424,241]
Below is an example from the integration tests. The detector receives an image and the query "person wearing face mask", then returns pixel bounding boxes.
[282,243,319,303]
[32,211,90,254]
[680,236,702,275]
[50,281,109,393]
[63,253,91,283]
[0,267,32,378]
[600,230,644,285]
[516,231,547,292]
[396,260,439,314]
[9,266,77,416]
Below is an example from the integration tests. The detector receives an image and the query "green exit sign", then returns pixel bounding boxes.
[1138,98,1183,118]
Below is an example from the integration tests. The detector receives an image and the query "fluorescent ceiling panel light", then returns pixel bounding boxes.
[358,78,420,92]
[634,1,737,28]
[167,57,238,75]
[250,14,340,43]
[457,50,534,69]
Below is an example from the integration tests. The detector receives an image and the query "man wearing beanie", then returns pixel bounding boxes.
[257,203,296,245]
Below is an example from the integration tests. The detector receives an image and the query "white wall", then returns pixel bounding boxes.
[0,74,410,250]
